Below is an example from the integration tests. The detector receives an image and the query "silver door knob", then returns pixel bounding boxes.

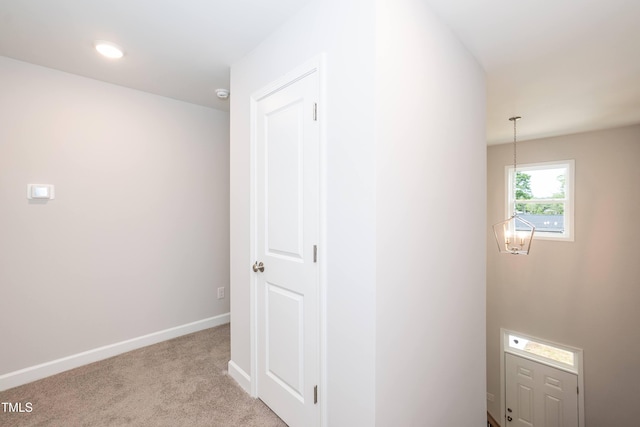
[252,261,265,273]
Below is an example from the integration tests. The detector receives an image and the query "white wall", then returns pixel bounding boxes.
[487,125,640,426]
[375,0,486,425]
[230,0,486,425]
[229,1,376,425]
[0,57,230,379]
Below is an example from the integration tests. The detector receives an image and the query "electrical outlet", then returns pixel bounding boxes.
[217,287,225,299]
[486,392,495,402]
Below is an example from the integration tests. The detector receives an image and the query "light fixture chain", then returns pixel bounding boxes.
[513,119,517,215]
[513,117,517,174]
[509,116,521,217]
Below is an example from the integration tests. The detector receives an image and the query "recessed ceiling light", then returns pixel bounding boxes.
[94,40,124,59]
[215,88,230,100]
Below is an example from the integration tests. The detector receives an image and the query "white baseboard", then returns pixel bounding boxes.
[0,313,230,392]
[228,360,251,394]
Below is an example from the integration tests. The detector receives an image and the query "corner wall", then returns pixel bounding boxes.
[375,0,487,424]
[0,57,230,381]
[230,0,487,425]
[487,125,640,425]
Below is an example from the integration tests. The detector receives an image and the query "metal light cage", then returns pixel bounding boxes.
[493,214,535,255]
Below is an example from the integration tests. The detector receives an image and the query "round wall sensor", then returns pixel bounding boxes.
[215,89,230,100]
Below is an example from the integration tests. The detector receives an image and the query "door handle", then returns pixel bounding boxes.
[252,261,265,273]
[507,416,513,422]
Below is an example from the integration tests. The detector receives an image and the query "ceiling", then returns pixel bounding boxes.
[1,1,639,144]
[0,0,312,112]
[424,0,640,144]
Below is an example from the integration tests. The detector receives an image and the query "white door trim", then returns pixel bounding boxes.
[500,328,585,427]
[249,55,327,427]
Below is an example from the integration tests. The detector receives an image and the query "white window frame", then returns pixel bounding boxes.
[505,159,575,241]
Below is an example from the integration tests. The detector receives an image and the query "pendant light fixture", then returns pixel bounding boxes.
[492,116,535,255]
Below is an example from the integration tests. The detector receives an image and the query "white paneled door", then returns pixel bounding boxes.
[254,68,320,427]
[505,353,578,427]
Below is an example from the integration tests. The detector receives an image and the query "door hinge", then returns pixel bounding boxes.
[313,245,318,263]
[577,386,579,395]
[314,385,318,404]
[313,103,318,121]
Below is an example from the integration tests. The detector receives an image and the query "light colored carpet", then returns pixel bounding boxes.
[0,324,287,426]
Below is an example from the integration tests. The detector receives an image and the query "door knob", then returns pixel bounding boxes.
[252,261,265,272]
[507,416,513,422]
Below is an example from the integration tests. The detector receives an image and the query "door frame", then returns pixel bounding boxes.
[249,55,327,426]
[500,328,585,427]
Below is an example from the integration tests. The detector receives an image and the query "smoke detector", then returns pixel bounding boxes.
[215,89,230,100]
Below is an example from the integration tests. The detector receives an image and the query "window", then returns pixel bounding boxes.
[507,333,574,367]
[503,329,582,375]
[506,160,574,241]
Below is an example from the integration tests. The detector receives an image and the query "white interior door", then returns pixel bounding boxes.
[254,69,320,427]
[505,353,579,427]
